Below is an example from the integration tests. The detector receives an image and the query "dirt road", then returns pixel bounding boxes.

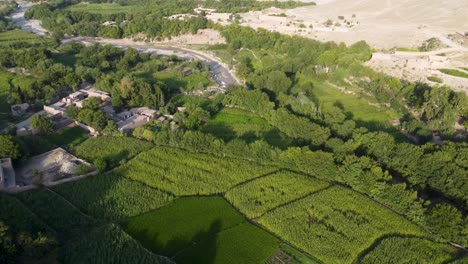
[65,37,240,88]
[10,1,240,88]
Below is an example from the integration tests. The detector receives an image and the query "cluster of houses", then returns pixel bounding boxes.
[14,84,172,136]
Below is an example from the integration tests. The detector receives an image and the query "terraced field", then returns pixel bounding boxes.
[114,147,279,195]
[122,197,281,264]
[0,29,46,47]
[5,141,462,263]
[225,170,330,218]
[258,186,426,263]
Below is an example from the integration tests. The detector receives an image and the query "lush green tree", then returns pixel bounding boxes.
[0,136,20,159]
[174,104,210,130]
[425,203,467,246]
[30,115,55,134]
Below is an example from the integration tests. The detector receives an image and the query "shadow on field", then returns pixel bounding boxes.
[130,219,222,264]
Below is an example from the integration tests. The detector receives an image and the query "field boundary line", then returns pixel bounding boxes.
[10,193,59,235]
[45,188,100,221]
[222,196,324,264]
[253,184,333,220]
[225,169,283,192]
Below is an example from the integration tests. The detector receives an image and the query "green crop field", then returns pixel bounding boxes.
[360,236,458,264]
[0,29,46,47]
[115,147,279,195]
[72,136,153,168]
[53,173,174,221]
[15,189,101,240]
[66,3,143,14]
[122,197,280,264]
[0,193,50,234]
[258,186,425,264]
[203,108,291,148]
[61,224,174,264]
[225,170,330,218]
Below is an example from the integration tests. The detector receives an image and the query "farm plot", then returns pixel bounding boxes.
[0,193,49,234]
[122,197,280,264]
[176,222,280,264]
[203,108,291,148]
[225,171,330,218]
[15,189,100,240]
[258,186,426,264]
[65,3,143,14]
[53,173,174,221]
[61,224,174,264]
[72,136,153,169]
[359,236,458,264]
[0,29,46,47]
[115,147,279,195]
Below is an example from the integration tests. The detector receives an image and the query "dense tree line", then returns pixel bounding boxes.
[218,24,467,136]
[0,43,204,113]
[129,81,467,247]
[25,2,208,39]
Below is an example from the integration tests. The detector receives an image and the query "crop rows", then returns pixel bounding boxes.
[72,136,153,168]
[61,224,174,264]
[0,193,49,234]
[115,147,279,195]
[0,30,45,46]
[15,189,101,240]
[225,170,330,218]
[360,236,457,264]
[53,173,174,221]
[258,186,425,264]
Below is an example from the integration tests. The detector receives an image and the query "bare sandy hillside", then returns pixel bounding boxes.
[218,0,468,49]
[207,0,468,93]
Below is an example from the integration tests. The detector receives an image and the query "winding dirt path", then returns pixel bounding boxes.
[10,1,240,88]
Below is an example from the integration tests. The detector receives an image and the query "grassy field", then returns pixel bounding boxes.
[203,108,291,148]
[360,236,458,264]
[115,147,279,195]
[53,173,174,221]
[427,76,444,83]
[258,185,425,264]
[439,68,468,79]
[312,81,401,125]
[122,197,280,263]
[66,3,143,14]
[225,171,330,218]
[0,29,46,47]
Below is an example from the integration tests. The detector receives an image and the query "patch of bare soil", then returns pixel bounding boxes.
[16,148,92,185]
